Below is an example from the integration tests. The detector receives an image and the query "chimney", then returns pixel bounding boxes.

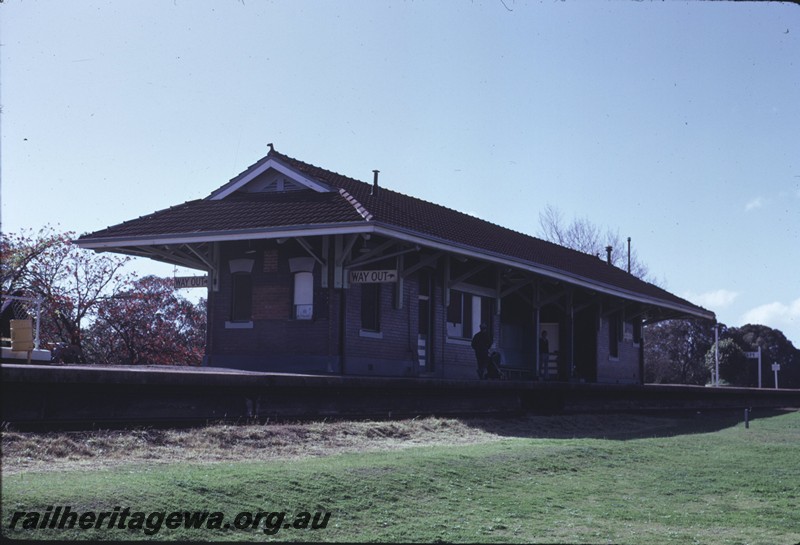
[627,237,631,273]
[371,170,380,196]
[605,245,613,265]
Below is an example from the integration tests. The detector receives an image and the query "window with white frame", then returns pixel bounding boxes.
[608,311,622,358]
[361,283,381,332]
[293,272,313,320]
[229,258,255,323]
[289,257,315,320]
[231,273,252,322]
[447,290,490,340]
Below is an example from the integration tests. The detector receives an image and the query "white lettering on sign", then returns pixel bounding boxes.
[771,363,781,372]
[174,276,209,289]
[348,270,398,284]
[744,351,760,359]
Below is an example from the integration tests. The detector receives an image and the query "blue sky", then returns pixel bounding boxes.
[2,1,799,345]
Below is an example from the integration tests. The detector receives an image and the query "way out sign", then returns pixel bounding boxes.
[348,269,398,284]
[174,276,209,289]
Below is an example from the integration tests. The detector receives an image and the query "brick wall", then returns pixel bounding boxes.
[209,242,338,372]
[252,284,291,320]
[596,316,641,384]
[208,242,543,381]
[343,275,416,376]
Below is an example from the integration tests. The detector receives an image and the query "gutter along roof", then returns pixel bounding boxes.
[77,147,714,320]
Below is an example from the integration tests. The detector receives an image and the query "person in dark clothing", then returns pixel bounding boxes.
[539,330,550,356]
[471,323,492,379]
[539,330,551,380]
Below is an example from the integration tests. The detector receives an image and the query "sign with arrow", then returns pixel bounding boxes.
[348,270,398,284]
[174,276,209,289]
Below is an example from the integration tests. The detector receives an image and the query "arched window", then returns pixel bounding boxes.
[231,273,252,322]
[294,271,314,320]
[229,258,254,323]
[289,257,315,320]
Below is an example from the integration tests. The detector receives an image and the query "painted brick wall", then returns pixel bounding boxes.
[432,281,496,380]
[208,245,505,380]
[252,284,291,320]
[596,316,641,384]
[209,243,337,372]
[343,276,416,376]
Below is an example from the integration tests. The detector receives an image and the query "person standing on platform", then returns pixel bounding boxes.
[471,323,492,379]
[539,330,551,379]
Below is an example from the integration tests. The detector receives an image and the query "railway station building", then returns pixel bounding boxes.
[77,146,714,383]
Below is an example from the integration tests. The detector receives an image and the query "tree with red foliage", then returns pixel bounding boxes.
[2,227,131,358]
[3,228,206,365]
[86,276,206,365]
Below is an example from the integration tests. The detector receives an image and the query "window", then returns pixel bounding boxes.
[361,284,381,332]
[289,257,316,320]
[608,312,622,358]
[632,320,642,345]
[447,290,491,339]
[231,273,252,322]
[294,272,314,320]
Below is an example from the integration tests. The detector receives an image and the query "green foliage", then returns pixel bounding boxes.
[647,320,799,388]
[644,319,713,385]
[729,324,800,388]
[705,337,750,386]
[705,324,800,388]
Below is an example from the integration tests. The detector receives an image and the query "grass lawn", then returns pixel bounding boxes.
[2,410,799,543]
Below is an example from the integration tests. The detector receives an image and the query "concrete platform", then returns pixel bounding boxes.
[2,363,799,429]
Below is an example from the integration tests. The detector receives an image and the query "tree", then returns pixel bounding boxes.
[2,228,207,366]
[644,318,713,385]
[719,324,800,389]
[705,337,750,386]
[537,204,651,280]
[1,227,131,354]
[536,206,722,385]
[1,228,63,295]
[85,276,206,366]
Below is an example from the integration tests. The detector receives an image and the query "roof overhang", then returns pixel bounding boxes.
[76,222,714,321]
[367,223,715,321]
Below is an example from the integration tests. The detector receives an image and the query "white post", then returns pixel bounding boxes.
[34,297,42,350]
[772,363,780,389]
[758,346,762,389]
[714,323,720,387]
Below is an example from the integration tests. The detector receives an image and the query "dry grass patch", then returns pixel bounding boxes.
[1,416,499,474]
[1,411,733,476]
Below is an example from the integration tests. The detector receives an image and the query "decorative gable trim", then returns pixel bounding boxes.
[208,157,332,200]
[339,189,373,221]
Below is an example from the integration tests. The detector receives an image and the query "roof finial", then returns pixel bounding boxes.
[267,143,275,153]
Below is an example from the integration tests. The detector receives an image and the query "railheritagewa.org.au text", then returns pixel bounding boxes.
[8,506,331,536]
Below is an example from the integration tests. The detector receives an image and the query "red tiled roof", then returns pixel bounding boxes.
[268,151,710,317]
[78,147,713,318]
[79,190,365,239]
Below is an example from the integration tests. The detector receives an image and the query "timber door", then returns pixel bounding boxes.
[574,310,597,382]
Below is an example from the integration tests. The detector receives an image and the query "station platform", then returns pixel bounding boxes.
[2,363,798,429]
